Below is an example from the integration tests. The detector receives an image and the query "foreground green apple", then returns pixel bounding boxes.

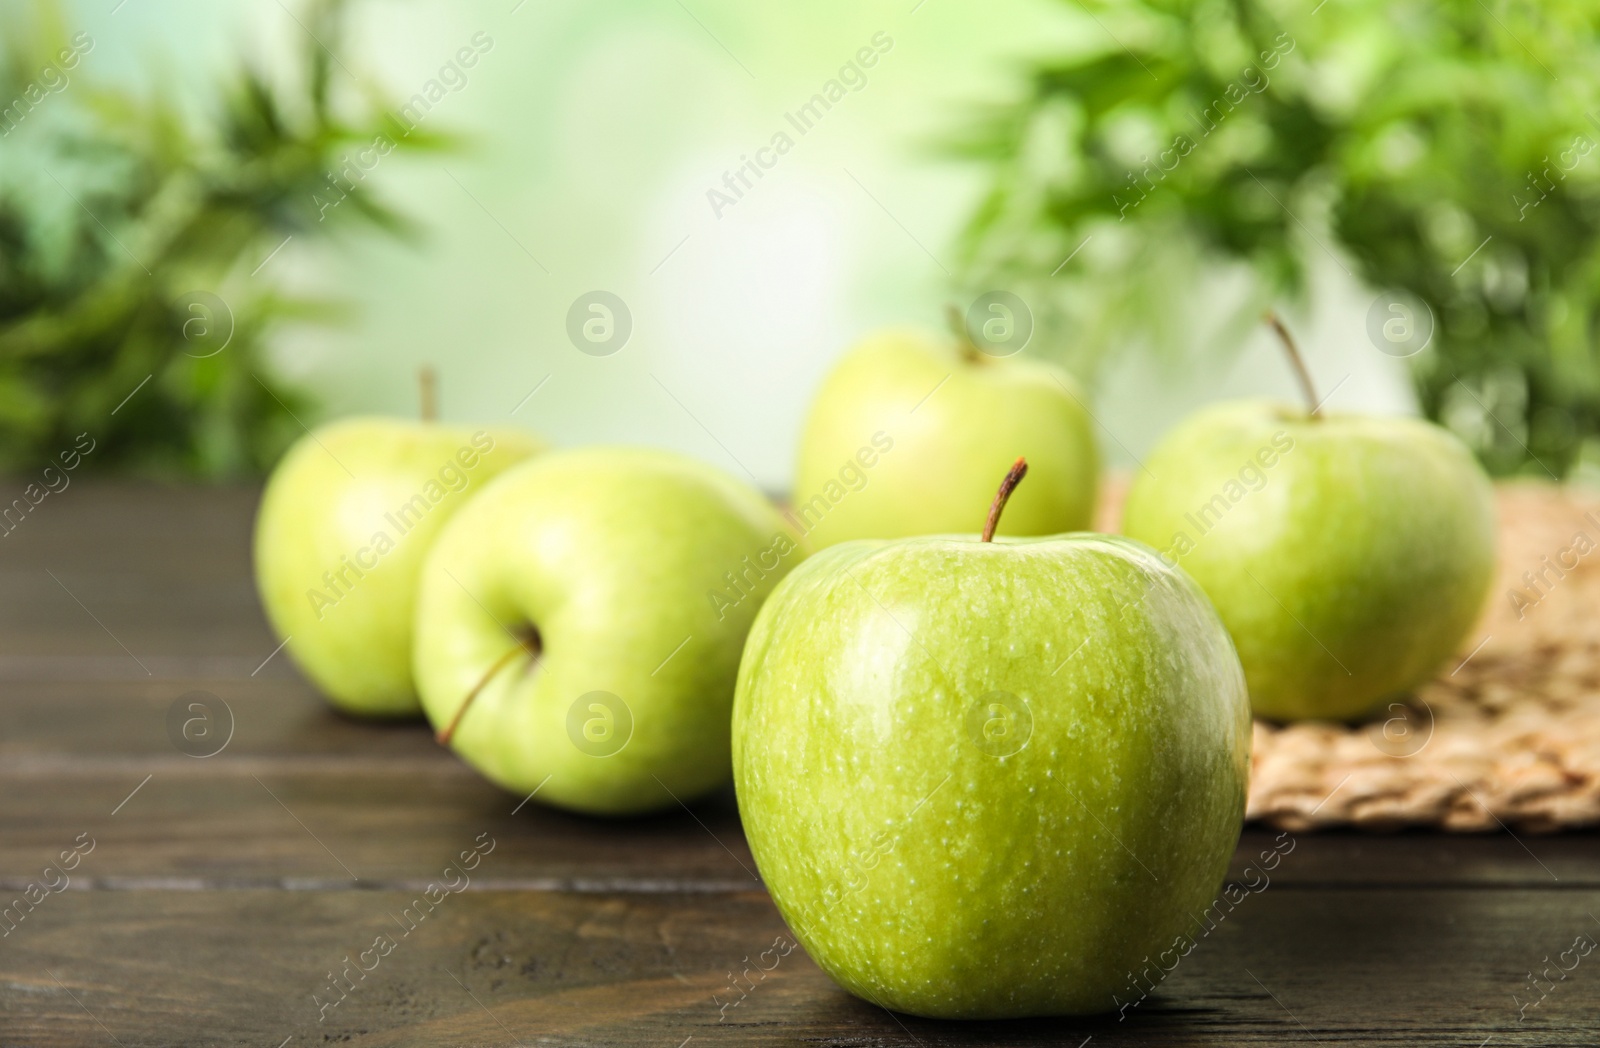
[414,447,803,815]
[254,418,542,716]
[1120,398,1495,721]
[793,326,1098,547]
[734,461,1249,1019]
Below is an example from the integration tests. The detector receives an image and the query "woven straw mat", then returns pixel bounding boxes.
[1095,480,1600,833]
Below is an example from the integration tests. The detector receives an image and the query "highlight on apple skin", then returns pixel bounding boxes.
[413,446,806,816]
[253,418,544,716]
[793,326,1099,547]
[1120,398,1497,722]
[732,478,1250,1018]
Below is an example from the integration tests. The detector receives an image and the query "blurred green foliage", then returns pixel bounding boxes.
[956,0,1600,477]
[0,0,445,478]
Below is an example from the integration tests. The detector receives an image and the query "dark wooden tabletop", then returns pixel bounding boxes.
[0,484,1596,1046]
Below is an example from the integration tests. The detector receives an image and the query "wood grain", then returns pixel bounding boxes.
[0,675,1591,888]
[5,888,1599,1046]
[0,483,1595,1046]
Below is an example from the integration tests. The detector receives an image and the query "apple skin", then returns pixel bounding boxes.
[413,447,805,816]
[1120,400,1497,722]
[733,533,1250,1019]
[254,418,543,717]
[793,328,1098,547]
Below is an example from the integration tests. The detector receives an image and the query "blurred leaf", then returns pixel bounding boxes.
[954,0,1600,478]
[0,0,447,479]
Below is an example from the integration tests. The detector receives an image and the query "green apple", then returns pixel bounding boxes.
[792,326,1098,547]
[1120,399,1496,721]
[413,446,804,816]
[733,462,1250,1019]
[254,418,542,716]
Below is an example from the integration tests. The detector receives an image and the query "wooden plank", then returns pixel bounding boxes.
[0,679,429,757]
[0,481,1592,1048]
[0,749,1595,888]
[0,483,270,661]
[2,886,1596,1046]
[0,770,757,890]
[0,569,271,661]
[0,483,261,567]
[0,679,1595,888]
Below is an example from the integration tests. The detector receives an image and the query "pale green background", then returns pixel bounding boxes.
[79,0,1411,489]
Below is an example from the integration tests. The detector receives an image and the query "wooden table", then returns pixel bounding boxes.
[1,484,1595,1046]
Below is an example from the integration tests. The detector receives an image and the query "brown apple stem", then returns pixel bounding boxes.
[982,457,1029,543]
[946,303,981,363]
[435,634,537,745]
[1264,312,1320,419]
[419,365,438,422]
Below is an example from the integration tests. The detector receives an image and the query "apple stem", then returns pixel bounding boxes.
[982,457,1029,543]
[946,303,981,363]
[435,632,539,746]
[419,365,438,422]
[1264,312,1320,419]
